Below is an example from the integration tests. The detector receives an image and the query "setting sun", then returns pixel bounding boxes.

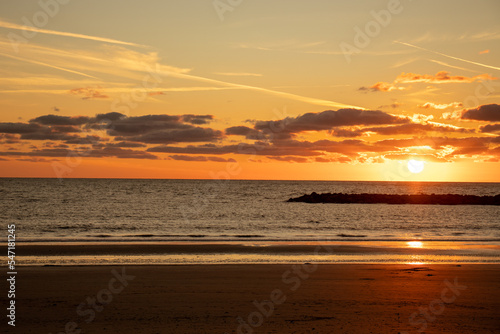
[407,241,424,248]
[408,160,425,174]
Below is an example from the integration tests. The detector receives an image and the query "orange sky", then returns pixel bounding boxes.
[0,0,499,181]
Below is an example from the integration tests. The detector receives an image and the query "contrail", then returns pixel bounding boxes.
[161,69,366,110]
[395,41,500,72]
[0,52,99,79]
[0,20,144,47]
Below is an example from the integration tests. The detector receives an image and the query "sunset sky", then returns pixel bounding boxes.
[0,0,499,181]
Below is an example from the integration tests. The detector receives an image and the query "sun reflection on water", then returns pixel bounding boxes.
[407,241,423,248]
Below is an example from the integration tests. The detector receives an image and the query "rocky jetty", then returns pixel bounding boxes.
[287,192,500,205]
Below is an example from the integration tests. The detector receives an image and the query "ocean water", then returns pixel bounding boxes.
[1,178,499,243]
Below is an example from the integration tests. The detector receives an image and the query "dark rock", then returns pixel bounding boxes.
[287,192,500,205]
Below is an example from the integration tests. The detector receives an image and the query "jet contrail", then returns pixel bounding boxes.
[161,69,366,110]
[395,41,500,72]
[0,20,144,47]
[0,52,99,79]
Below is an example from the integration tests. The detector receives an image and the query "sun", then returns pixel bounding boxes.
[407,159,425,174]
[407,241,423,248]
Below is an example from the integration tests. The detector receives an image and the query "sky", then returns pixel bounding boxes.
[0,0,499,181]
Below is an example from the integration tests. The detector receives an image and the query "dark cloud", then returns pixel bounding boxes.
[267,156,308,163]
[16,158,54,163]
[225,126,255,136]
[69,87,109,100]
[0,147,157,160]
[331,123,473,137]
[480,123,500,133]
[462,104,500,122]
[105,115,189,136]
[253,109,408,134]
[106,141,147,148]
[181,115,213,125]
[0,122,43,134]
[364,123,473,135]
[169,155,236,162]
[30,114,90,126]
[93,112,126,122]
[51,125,82,133]
[122,127,223,144]
[20,131,79,141]
[359,82,399,92]
[148,144,235,155]
[64,135,104,145]
[0,134,20,144]
[6,110,498,164]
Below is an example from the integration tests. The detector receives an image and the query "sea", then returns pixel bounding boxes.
[2,178,500,265]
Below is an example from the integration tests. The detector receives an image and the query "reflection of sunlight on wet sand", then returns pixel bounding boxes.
[407,241,423,248]
[407,255,426,265]
[407,242,425,264]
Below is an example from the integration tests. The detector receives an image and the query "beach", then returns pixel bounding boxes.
[5,180,500,332]
[16,264,500,333]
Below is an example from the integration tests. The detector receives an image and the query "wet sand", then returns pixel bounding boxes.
[15,264,500,333]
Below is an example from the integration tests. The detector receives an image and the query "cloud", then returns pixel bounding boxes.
[428,59,476,73]
[96,114,215,138]
[16,157,54,163]
[0,122,43,134]
[121,127,223,144]
[0,51,100,79]
[395,41,500,72]
[480,123,500,133]
[0,19,143,47]
[395,71,496,84]
[4,110,497,164]
[378,102,402,109]
[105,141,147,148]
[0,147,157,160]
[360,70,496,93]
[225,126,267,140]
[181,115,214,125]
[1,112,223,147]
[266,156,309,163]
[331,123,473,137]
[169,155,236,162]
[69,87,109,100]
[418,102,463,110]
[253,109,408,134]
[315,156,352,163]
[383,154,449,163]
[0,134,20,144]
[30,114,91,125]
[479,49,490,55]
[461,104,500,122]
[359,82,403,92]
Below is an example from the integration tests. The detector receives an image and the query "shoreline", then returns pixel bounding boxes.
[16,264,500,333]
[15,241,500,266]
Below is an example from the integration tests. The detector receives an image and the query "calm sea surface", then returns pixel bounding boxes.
[2,178,499,243]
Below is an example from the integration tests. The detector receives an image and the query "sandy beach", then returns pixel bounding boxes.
[15,264,500,333]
